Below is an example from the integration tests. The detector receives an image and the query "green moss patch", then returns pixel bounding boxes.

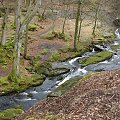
[34,62,70,77]
[0,42,14,66]
[25,113,61,120]
[0,74,45,95]
[79,51,113,67]
[41,49,49,55]
[48,51,61,62]
[48,77,81,97]
[48,72,94,97]
[0,108,23,120]
[28,24,37,31]
[43,32,70,41]
[111,45,120,52]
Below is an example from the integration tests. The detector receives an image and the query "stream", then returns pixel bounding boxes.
[0,29,120,112]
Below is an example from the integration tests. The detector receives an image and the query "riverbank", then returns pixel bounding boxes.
[15,69,120,120]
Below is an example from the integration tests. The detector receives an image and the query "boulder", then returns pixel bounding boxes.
[113,18,120,27]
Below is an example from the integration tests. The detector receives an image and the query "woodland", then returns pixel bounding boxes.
[0,0,120,120]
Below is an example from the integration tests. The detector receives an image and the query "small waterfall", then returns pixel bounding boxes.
[57,67,87,86]
[115,28,120,39]
[69,57,81,67]
[92,48,95,52]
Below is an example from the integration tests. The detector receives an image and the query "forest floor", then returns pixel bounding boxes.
[16,69,120,120]
[0,1,119,119]
[0,16,114,77]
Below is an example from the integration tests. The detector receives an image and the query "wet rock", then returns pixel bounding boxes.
[113,18,120,27]
[111,45,120,52]
[48,76,81,97]
[103,32,113,38]
[35,62,70,77]
[79,51,113,67]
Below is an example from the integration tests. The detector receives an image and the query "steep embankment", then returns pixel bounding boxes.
[16,70,120,120]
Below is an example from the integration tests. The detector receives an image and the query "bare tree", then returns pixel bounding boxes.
[74,0,81,50]
[0,0,9,46]
[61,2,69,34]
[92,0,101,39]
[9,0,41,80]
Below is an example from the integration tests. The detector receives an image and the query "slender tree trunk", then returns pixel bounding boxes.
[78,18,83,42]
[9,0,41,80]
[1,7,8,46]
[92,2,100,39]
[24,24,28,59]
[62,5,68,34]
[78,3,83,42]
[74,2,81,50]
[62,14,67,34]
[11,0,21,79]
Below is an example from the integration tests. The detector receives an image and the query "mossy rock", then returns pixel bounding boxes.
[0,74,45,95]
[79,51,113,67]
[45,32,58,40]
[44,32,70,41]
[111,45,120,52]
[0,108,23,120]
[48,76,81,97]
[58,32,70,41]
[48,51,61,62]
[47,68,70,77]
[35,62,70,77]
[28,24,37,31]
[41,49,49,55]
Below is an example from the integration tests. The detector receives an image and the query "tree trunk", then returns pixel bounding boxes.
[24,24,28,59]
[1,7,8,46]
[9,0,41,81]
[11,0,21,79]
[62,14,67,34]
[62,5,68,34]
[74,2,81,50]
[92,2,100,39]
[78,18,83,42]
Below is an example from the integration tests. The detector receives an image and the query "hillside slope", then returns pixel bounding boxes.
[16,70,120,120]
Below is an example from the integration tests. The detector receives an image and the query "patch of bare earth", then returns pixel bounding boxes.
[16,70,120,120]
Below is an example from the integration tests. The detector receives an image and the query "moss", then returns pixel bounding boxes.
[34,62,70,77]
[0,74,45,95]
[44,32,70,41]
[41,49,49,55]
[0,43,13,66]
[48,51,61,62]
[58,32,70,42]
[10,22,16,29]
[48,76,81,97]
[25,113,61,120]
[48,72,94,97]
[79,51,113,67]
[37,15,45,22]
[0,108,23,120]
[111,45,120,52]
[45,32,58,40]
[28,24,37,31]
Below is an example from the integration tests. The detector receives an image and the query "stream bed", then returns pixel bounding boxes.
[0,29,120,112]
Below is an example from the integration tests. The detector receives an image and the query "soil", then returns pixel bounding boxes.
[15,70,120,120]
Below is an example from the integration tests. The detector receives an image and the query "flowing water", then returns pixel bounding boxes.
[0,29,120,111]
